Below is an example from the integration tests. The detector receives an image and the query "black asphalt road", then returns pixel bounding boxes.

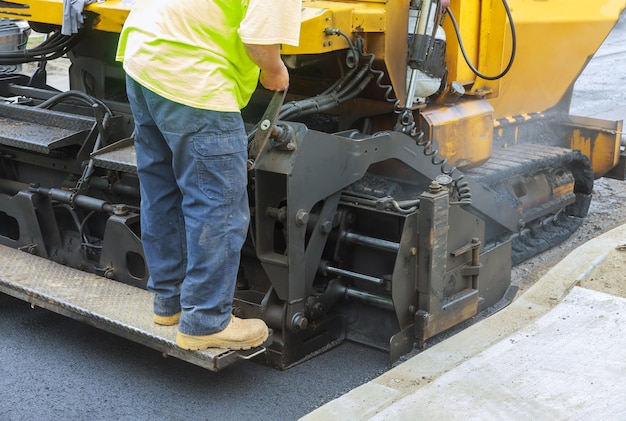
[1,10,625,421]
[0,294,388,420]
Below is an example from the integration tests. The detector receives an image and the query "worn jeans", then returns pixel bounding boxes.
[126,76,250,336]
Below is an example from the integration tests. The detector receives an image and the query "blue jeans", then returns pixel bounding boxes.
[126,76,250,336]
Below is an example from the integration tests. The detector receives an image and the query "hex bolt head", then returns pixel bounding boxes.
[295,209,309,227]
[320,220,332,233]
[291,313,308,331]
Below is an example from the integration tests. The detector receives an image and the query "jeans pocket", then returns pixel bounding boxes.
[189,113,247,201]
[196,152,247,201]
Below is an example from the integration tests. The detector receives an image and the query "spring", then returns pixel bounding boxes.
[416,136,471,205]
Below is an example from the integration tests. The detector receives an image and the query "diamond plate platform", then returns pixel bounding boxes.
[0,244,262,371]
[90,137,138,174]
[0,102,94,153]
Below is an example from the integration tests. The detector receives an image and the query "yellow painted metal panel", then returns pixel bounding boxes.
[2,0,624,125]
[352,8,385,32]
[383,0,409,106]
[473,0,506,96]
[0,0,131,33]
[444,0,626,119]
[564,116,623,178]
[420,99,494,168]
[442,0,483,85]
[282,3,362,54]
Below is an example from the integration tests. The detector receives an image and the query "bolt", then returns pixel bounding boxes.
[429,180,442,193]
[113,204,128,216]
[435,174,453,186]
[319,220,332,233]
[260,119,271,130]
[291,313,308,331]
[295,209,309,227]
[471,237,481,266]
[449,81,466,97]
[410,247,417,256]
[104,268,116,280]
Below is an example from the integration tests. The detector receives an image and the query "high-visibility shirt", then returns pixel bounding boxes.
[116,0,301,112]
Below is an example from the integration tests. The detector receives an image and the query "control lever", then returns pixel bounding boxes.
[247,89,288,171]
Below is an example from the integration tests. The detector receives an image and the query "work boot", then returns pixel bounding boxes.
[153,312,181,326]
[176,316,269,350]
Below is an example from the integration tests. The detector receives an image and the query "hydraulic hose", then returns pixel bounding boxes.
[446,0,516,81]
[0,30,81,65]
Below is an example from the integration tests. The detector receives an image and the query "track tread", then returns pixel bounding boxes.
[465,144,594,265]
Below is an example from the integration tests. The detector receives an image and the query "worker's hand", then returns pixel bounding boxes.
[442,0,450,9]
[259,65,289,91]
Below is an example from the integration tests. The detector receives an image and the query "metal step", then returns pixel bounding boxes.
[0,102,94,153]
[90,137,137,173]
[0,244,264,371]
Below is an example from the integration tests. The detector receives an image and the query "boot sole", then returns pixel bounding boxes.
[176,331,268,351]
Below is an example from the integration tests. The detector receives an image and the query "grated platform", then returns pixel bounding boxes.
[0,244,262,371]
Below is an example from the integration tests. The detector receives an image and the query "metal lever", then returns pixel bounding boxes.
[247,89,288,171]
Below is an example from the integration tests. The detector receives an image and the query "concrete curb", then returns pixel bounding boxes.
[302,223,626,420]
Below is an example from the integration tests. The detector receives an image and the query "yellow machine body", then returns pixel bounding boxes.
[0,0,622,163]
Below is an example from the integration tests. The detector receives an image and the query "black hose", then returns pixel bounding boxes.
[447,0,516,81]
[0,30,81,65]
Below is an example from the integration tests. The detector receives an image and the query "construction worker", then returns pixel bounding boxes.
[116,0,301,350]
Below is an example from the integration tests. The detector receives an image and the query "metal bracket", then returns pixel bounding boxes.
[236,347,267,361]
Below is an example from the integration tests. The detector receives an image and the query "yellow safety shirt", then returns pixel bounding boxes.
[116,0,301,112]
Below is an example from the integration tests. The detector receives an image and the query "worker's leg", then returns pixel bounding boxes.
[128,79,250,335]
[126,76,185,318]
[170,110,250,336]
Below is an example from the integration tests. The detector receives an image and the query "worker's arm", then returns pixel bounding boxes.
[244,44,289,91]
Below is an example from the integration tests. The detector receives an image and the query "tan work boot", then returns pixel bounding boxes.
[176,316,269,350]
[153,312,181,326]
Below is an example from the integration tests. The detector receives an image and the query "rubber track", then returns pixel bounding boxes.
[464,144,594,265]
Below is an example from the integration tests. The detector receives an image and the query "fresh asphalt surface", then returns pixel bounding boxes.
[2,11,625,421]
[0,294,388,419]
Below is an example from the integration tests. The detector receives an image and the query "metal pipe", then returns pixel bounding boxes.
[29,186,114,213]
[344,287,394,311]
[344,231,400,253]
[0,179,29,195]
[319,260,385,287]
[89,177,140,199]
